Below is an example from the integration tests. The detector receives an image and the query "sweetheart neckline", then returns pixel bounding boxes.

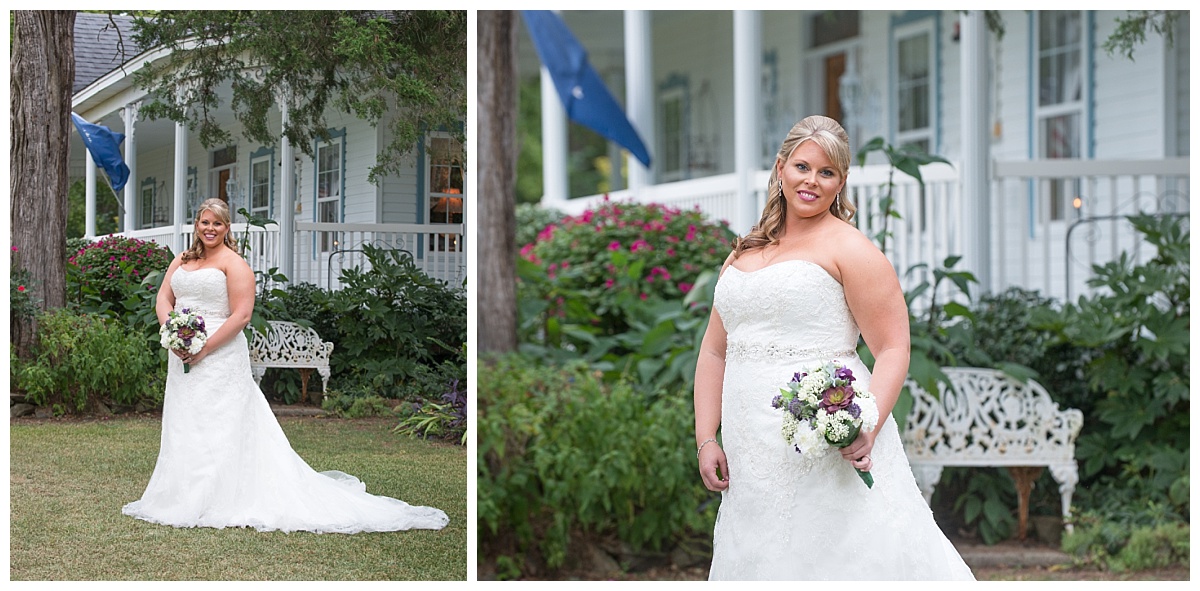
[726,258,840,284]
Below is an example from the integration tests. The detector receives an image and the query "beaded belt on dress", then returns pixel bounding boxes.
[725,340,857,363]
[174,307,229,321]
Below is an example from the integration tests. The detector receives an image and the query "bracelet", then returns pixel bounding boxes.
[696,437,719,458]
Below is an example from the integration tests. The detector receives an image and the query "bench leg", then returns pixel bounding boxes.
[318,368,331,402]
[1007,466,1044,541]
[298,368,313,404]
[1049,462,1080,534]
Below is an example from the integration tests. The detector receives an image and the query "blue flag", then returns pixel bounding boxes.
[71,112,130,191]
[521,10,652,168]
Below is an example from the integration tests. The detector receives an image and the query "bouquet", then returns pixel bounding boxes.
[160,308,207,373]
[771,360,879,488]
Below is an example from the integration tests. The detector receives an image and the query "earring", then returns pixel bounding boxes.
[778,179,784,199]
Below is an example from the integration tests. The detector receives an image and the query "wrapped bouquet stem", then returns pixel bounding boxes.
[159,308,207,373]
[771,360,878,488]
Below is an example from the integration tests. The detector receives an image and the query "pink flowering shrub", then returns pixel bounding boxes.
[67,236,172,311]
[517,198,733,388]
[519,197,733,306]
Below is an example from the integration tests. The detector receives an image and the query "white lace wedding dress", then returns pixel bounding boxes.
[122,266,450,534]
[709,259,973,580]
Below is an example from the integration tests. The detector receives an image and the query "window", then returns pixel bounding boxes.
[139,177,158,229]
[895,26,933,153]
[1036,11,1084,221]
[427,134,464,252]
[185,167,199,223]
[314,132,344,252]
[249,150,272,220]
[657,77,688,183]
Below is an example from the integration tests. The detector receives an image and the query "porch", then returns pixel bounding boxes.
[120,222,466,291]
[546,158,1190,306]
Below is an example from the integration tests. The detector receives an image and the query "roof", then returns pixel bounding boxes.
[73,12,143,94]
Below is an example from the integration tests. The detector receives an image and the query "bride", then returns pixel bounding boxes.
[123,197,449,534]
[693,116,972,579]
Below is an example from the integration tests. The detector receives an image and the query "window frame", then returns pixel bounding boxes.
[1033,10,1087,223]
[425,132,465,252]
[892,17,938,153]
[311,128,346,254]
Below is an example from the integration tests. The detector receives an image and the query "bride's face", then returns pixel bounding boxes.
[777,140,846,220]
[195,210,229,250]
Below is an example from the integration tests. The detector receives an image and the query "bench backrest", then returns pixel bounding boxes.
[248,320,334,365]
[902,367,1083,466]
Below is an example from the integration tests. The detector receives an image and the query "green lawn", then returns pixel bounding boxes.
[10,415,467,581]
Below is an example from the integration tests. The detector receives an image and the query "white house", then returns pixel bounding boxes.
[70,13,466,290]
[522,10,1190,303]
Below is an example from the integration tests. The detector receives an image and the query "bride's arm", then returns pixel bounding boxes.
[155,256,183,325]
[837,230,910,467]
[694,255,735,491]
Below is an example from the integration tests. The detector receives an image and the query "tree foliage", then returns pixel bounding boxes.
[130,10,466,183]
[1102,10,1185,61]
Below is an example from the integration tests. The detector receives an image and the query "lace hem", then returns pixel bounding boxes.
[725,341,857,363]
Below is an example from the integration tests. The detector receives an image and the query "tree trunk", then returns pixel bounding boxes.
[477,11,519,355]
[10,11,75,357]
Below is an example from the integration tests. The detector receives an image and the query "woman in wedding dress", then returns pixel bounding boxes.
[693,116,972,580]
[123,198,449,534]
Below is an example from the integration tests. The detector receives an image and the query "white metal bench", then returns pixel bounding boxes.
[248,320,334,404]
[901,367,1084,539]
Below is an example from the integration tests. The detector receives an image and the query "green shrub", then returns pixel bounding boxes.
[519,198,733,309]
[10,246,40,323]
[517,199,731,393]
[66,235,172,315]
[1035,214,1189,518]
[477,353,714,577]
[516,202,565,250]
[323,245,466,400]
[1063,508,1189,571]
[393,377,466,444]
[15,309,164,412]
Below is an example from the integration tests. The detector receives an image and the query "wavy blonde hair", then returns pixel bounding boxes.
[733,115,856,258]
[182,198,238,263]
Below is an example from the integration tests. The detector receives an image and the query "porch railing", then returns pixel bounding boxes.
[555,156,1188,305]
[114,222,465,291]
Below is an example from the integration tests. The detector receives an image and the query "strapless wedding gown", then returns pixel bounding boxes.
[122,266,449,534]
[708,259,972,580]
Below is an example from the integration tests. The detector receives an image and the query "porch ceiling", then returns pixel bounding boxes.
[69,78,254,179]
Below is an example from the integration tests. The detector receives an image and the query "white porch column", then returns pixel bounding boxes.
[172,119,188,254]
[121,102,139,232]
[624,10,653,192]
[734,11,762,235]
[278,100,295,280]
[961,11,991,293]
[540,62,569,209]
[84,149,97,238]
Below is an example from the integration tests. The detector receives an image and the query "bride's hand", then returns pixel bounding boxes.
[840,428,876,472]
[698,443,730,492]
[180,347,208,366]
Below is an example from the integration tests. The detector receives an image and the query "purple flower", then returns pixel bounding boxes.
[835,367,855,382]
[847,403,862,419]
[792,371,806,383]
[771,394,783,409]
[787,397,806,418]
[820,385,856,413]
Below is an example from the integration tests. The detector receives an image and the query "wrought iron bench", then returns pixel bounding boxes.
[901,367,1084,539]
[248,321,334,404]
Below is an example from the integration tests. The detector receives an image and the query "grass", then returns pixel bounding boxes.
[10,414,467,581]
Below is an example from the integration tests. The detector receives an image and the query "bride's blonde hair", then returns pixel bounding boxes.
[733,115,855,258]
[182,198,238,263]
